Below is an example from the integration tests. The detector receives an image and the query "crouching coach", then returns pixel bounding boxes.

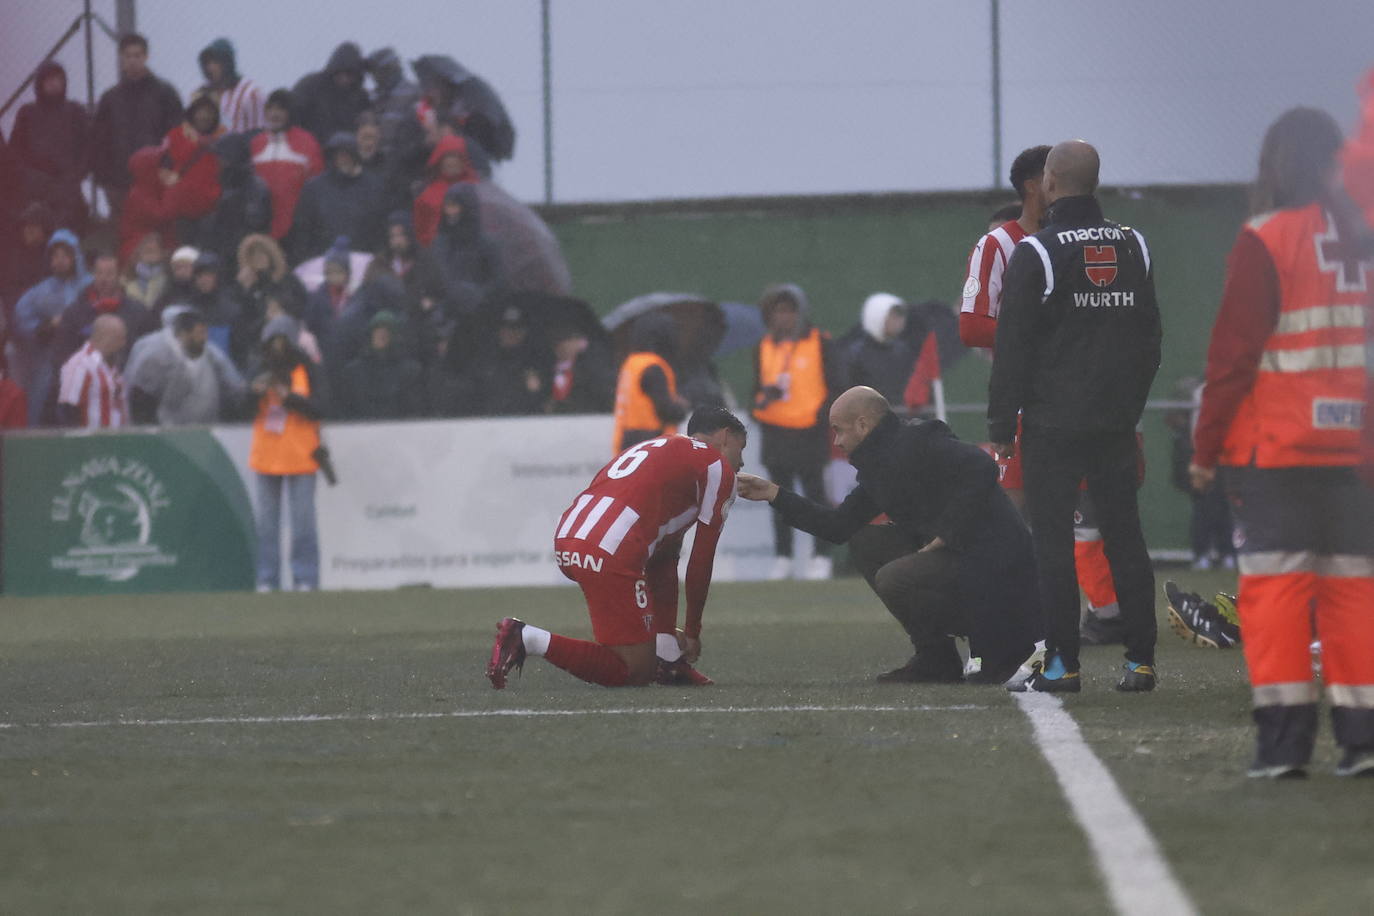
[737,386,1040,684]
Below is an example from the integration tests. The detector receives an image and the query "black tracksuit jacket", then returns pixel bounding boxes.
[987,195,1161,443]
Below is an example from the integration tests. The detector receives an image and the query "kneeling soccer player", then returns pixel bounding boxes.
[486,407,745,688]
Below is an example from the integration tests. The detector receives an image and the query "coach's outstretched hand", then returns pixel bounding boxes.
[736,473,780,502]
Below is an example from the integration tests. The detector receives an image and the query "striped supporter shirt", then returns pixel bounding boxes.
[58,343,127,429]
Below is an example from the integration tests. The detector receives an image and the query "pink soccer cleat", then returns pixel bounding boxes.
[486,618,527,689]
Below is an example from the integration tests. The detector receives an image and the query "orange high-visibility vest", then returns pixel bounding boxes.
[1221,204,1371,468]
[249,364,321,475]
[612,352,677,453]
[752,328,827,429]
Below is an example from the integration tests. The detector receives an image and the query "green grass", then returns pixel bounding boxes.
[2,571,1371,915]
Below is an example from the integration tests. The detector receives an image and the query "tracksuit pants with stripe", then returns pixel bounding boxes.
[1224,466,1374,767]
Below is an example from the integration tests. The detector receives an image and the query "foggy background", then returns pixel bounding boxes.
[2,0,1372,203]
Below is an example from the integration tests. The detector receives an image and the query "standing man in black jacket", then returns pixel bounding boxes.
[988,140,1162,693]
[738,386,1039,684]
[91,34,183,223]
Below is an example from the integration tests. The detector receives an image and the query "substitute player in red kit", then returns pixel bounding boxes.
[487,407,746,689]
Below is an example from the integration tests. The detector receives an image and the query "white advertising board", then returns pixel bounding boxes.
[216,415,795,591]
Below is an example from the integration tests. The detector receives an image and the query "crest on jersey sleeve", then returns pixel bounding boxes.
[1084,245,1118,287]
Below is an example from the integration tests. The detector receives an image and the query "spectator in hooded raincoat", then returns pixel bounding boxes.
[10,61,90,233]
[119,146,178,265]
[194,132,272,268]
[91,33,183,220]
[412,134,479,247]
[190,38,265,134]
[366,48,420,159]
[13,229,87,424]
[186,251,245,367]
[289,132,387,262]
[291,42,372,147]
[839,292,918,405]
[378,210,448,366]
[430,183,500,319]
[251,89,324,241]
[337,309,425,420]
[234,234,305,348]
[2,202,55,310]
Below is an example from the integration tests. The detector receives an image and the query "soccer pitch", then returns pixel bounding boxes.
[3,573,1371,915]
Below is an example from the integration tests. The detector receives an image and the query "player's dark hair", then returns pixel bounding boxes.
[989,203,1022,224]
[1251,107,1344,216]
[118,32,148,53]
[172,308,206,335]
[686,406,746,439]
[1009,145,1051,201]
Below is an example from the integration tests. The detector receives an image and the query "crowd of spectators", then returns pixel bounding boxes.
[0,32,594,430]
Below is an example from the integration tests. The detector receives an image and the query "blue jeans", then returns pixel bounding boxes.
[255,472,319,589]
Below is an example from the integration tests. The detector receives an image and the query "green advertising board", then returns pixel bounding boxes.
[2,429,255,595]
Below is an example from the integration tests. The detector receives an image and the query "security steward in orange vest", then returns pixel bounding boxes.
[612,313,688,454]
[752,284,842,580]
[1192,107,1374,779]
[249,315,327,591]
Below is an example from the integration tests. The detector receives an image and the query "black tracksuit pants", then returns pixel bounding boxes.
[1020,425,1156,671]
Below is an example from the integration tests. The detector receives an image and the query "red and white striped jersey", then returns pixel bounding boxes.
[58,343,127,429]
[555,435,736,572]
[959,219,1027,348]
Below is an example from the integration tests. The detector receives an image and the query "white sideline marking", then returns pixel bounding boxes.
[0,704,986,731]
[1013,693,1197,916]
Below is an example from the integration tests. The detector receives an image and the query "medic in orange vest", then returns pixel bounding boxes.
[1192,106,1374,779]
[612,313,688,454]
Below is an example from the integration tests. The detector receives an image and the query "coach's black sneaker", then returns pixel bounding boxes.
[1335,748,1374,778]
[1080,609,1126,646]
[1115,662,1157,692]
[1247,760,1308,780]
[1007,654,1080,693]
[1165,580,1237,649]
[486,617,527,689]
[876,644,964,684]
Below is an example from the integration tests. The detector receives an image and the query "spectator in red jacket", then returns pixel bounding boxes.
[412,133,478,248]
[160,96,225,224]
[251,89,323,241]
[119,146,178,264]
[10,61,90,233]
[0,362,27,429]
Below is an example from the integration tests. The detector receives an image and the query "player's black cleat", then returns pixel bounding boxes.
[486,617,527,689]
[1080,609,1126,645]
[1115,663,1157,692]
[1165,580,1238,649]
[1335,748,1374,778]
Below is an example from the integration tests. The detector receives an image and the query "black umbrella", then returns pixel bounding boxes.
[411,54,516,161]
[602,292,725,363]
[473,182,573,296]
[484,291,607,348]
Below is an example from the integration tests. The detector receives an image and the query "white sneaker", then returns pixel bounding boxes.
[768,557,793,580]
[804,555,833,580]
[256,584,273,594]
[1006,643,1047,687]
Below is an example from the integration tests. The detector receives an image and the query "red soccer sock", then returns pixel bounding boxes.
[543,634,631,687]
